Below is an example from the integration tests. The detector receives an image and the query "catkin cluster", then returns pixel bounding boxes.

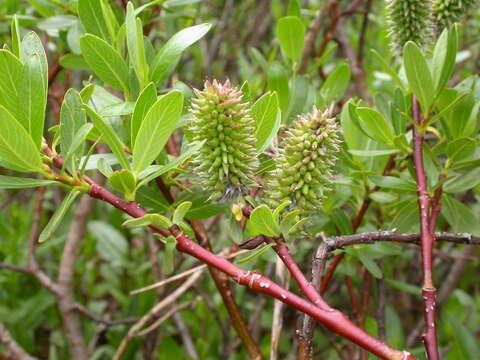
[432,0,477,29]
[189,80,257,200]
[264,107,341,215]
[386,0,434,54]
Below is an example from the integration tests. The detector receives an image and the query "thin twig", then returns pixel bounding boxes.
[0,323,36,360]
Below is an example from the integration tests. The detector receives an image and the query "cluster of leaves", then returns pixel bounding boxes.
[0,0,479,359]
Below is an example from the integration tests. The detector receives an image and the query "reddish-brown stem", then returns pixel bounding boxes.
[42,146,414,360]
[265,238,330,310]
[412,97,440,360]
[170,226,412,360]
[429,174,445,234]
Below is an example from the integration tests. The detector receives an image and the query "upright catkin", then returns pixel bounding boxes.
[432,0,477,29]
[189,80,257,200]
[264,107,341,216]
[386,0,434,54]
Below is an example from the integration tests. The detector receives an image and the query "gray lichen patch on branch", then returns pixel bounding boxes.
[265,107,341,215]
[189,79,257,200]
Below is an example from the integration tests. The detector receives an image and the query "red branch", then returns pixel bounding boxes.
[170,226,411,360]
[42,145,413,359]
[412,97,440,360]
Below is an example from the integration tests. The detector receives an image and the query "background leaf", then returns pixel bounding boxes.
[151,23,212,84]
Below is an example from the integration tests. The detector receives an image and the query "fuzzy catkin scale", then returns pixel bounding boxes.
[386,0,434,54]
[432,0,477,29]
[189,80,257,200]
[265,107,341,215]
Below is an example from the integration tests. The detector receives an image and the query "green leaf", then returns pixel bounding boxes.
[17,53,47,148]
[369,176,416,192]
[276,16,305,64]
[99,102,135,117]
[20,32,48,91]
[286,75,308,123]
[11,15,21,57]
[84,105,130,170]
[59,54,90,70]
[356,251,382,278]
[126,2,149,89]
[447,314,479,359]
[0,50,23,117]
[136,186,170,212]
[60,89,87,172]
[403,41,435,112]
[446,138,476,164]
[137,141,203,187]
[97,157,113,178]
[185,197,227,220]
[237,243,276,264]
[0,105,43,172]
[441,195,479,234]
[89,221,128,268]
[432,25,457,94]
[163,236,176,275]
[385,279,421,296]
[267,62,289,113]
[287,0,301,17]
[172,201,192,225]
[444,168,480,193]
[355,107,395,146]
[109,169,136,201]
[131,82,157,147]
[320,62,351,103]
[249,205,280,237]
[252,92,280,152]
[349,149,399,157]
[78,0,111,41]
[370,49,404,89]
[132,90,183,174]
[39,190,80,243]
[62,123,93,173]
[122,213,172,229]
[80,34,129,92]
[151,23,212,84]
[0,175,55,189]
[273,201,291,223]
[279,210,300,235]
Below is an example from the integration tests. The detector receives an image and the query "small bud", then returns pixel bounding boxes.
[264,107,341,216]
[189,80,257,200]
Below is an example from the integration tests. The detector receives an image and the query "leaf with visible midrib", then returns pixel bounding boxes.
[84,105,130,170]
[80,34,129,92]
[78,0,110,41]
[151,23,212,84]
[403,41,435,112]
[132,90,183,174]
[18,53,47,149]
[252,92,280,153]
[0,50,22,116]
[39,190,80,243]
[0,176,55,189]
[249,205,280,237]
[131,82,157,147]
[0,105,43,172]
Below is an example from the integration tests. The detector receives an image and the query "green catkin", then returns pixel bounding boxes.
[386,0,434,54]
[189,79,257,200]
[265,107,341,216]
[432,0,478,29]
